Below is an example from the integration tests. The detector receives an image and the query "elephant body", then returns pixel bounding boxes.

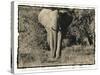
[38,8,73,60]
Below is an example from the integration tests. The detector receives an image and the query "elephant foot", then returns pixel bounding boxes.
[55,55,60,60]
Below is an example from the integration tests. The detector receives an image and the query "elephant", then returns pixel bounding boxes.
[38,8,73,60]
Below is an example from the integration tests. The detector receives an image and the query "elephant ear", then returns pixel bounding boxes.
[38,9,52,27]
[58,12,73,35]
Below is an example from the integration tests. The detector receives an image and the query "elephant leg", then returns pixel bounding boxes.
[52,29,57,58]
[49,30,54,58]
[47,32,50,46]
[56,31,62,59]
[49,29,57,58]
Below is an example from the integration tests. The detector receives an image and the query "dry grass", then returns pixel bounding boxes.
[18,45,95,68]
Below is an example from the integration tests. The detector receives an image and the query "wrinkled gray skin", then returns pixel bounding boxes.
[38,9,62,59]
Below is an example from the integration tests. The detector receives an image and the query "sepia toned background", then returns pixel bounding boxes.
[1,0,100,75]
[17,5,95,68]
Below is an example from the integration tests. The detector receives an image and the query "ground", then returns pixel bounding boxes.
[18,45,95,68]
